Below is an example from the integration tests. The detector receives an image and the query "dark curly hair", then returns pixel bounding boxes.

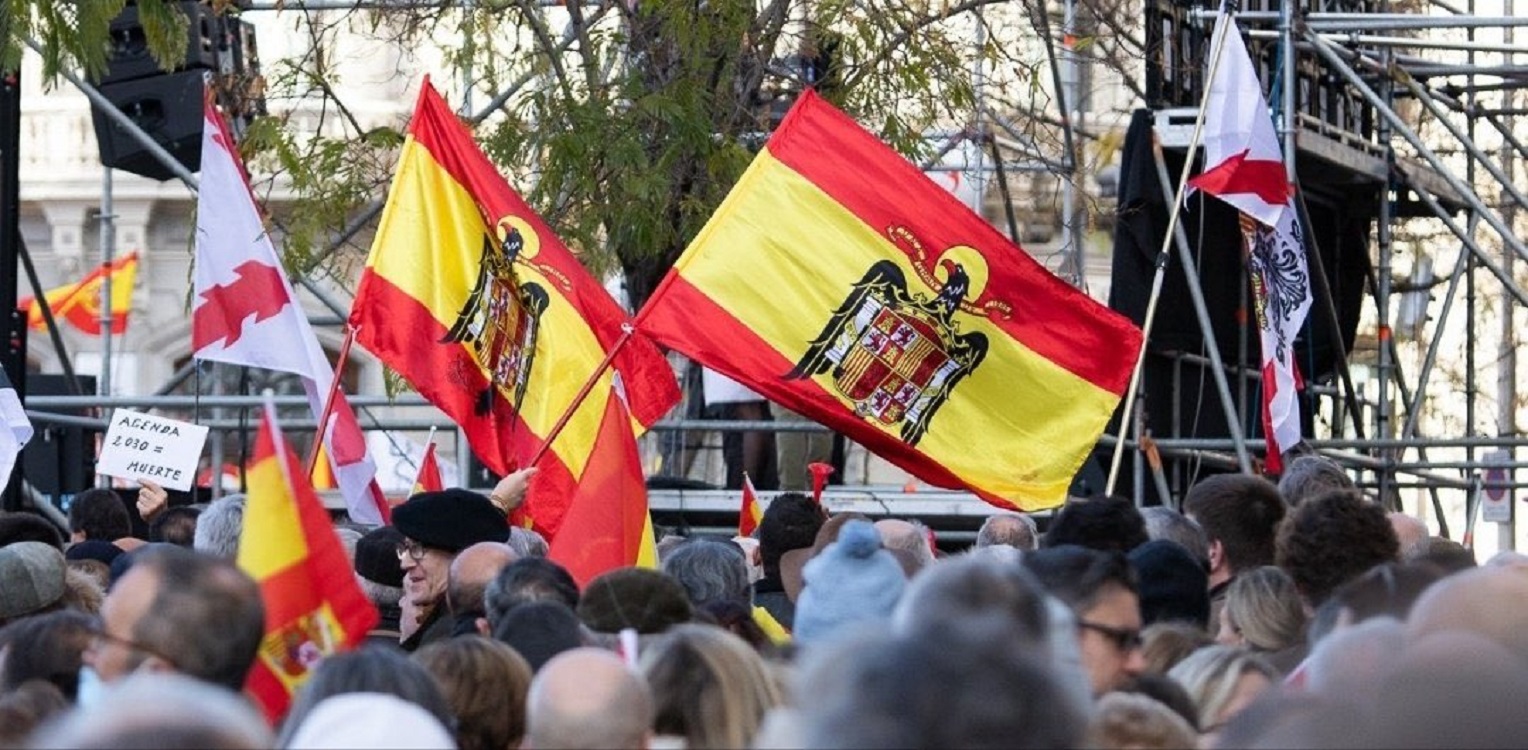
[1275,489,1398,607]
[1041,495,1148,555]
[1184,474,1286,574]
[756,492,826,575]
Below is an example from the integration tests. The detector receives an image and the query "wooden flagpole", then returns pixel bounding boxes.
[528,324,635,468]
[1105,1,1239,496]
[306,326,356,479]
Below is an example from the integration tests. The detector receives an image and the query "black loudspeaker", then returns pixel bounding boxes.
[91,70,205,181]
[22,375,99,508]
[99,2,220,86]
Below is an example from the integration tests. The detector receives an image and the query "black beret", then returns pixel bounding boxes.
[65,539,125,567]
[355,526,406,588]
[392,488,508,554]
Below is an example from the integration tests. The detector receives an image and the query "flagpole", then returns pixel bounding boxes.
[306,327,357,479]
[528,324,635,468]
[1105,4,1239,496]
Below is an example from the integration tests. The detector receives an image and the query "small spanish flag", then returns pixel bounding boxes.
[19,252,138,335]
[237,406,377,722]
[738,473,763,537]
[412,440,444,494]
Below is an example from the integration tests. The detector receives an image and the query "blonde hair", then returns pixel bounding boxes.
[1167,646,1277,731]
[414,636,533,750]
[1140,621,1212,675]
[1225,566,1306,653]
[1090,692,1199,750]
[639,624,784,749]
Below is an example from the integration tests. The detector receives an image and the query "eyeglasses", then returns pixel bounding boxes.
[88,625,178,667]
[1078,619,1143,652]
[395,540,429,562]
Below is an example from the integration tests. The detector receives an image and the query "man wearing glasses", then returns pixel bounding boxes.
[1023,545,1146,696]
[82,546,265,704]
[392,487,514,651]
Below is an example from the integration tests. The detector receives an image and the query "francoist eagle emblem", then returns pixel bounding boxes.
[443,219,550,417]
[787,254,990,446]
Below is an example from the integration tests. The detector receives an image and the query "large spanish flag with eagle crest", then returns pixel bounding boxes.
[350,80,680,538]
[638,90,1142,510]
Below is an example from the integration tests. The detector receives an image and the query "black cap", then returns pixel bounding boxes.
[392,488,509,554]
[355,526,406,588]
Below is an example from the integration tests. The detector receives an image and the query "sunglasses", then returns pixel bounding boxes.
[1078,619,1143,652]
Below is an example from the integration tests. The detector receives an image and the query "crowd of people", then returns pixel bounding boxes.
[1,452,1527,748]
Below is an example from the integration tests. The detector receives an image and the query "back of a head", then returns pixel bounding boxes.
[1407,565,1528,659]
[662,538,751,608]
[68,488,132,541]
[1407,536,1478,574]
[1183,474,1286,573]
[1302,615,1407,696]
[1277,454,1354,507]
[447,542,517,617]
[756,492,826,575]
[193,494,246,560]
[795,620,1086,749]
[1128,540,1210,628]
[484,556,580,632]
[1089,691,1199,750]
[1324,561,1443,628]
[874,518,936,572]
[578,567,693,635]
[0,609,95,700]
[149,506,201,547]
[1023,545,1137,615]
[284,692,456,750]
[975,512,1039,551]
[1224,566,1307,653]
[507,526,550,558]
[527,647,653,750]
[1165,645,1277,733]
[1042,495,1148,555]
[279,648,455,746]
[793,520,907,646]
[639,624,783,749]
[0,511,65,549]
[129,546,265,691]
[1367,632,1528,748]
[414,636,533,750]
[890,554,1049,650]
[1275,489,1399,608]
[1139,622,1212,676]
[32,672,272,750]
[492,600,585,672]
[1140,506,1208,566]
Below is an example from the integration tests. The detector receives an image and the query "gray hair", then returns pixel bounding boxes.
[508,526,549,558]
[357,575,404,612]
[1140,506,1209,564]
[193,494,246,560]
[1303,616,1407,696]
[891,555,1049,651]
[876,519,936,571]
[661,538,751,608]
[976,512,1039,551]
[1278,455,1355,507]
[32,673,271,749]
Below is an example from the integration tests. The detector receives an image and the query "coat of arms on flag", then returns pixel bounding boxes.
[788,257,988,447]
[441,223,550,416]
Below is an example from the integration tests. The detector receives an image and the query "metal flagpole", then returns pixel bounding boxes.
[1105,2,1239,495]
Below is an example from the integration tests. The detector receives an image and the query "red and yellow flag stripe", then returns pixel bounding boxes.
[238,409,377,722]
[20,252,138,335]
[639,91,1141,510]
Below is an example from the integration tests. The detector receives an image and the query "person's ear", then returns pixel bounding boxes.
[476,617,490,637]
[1207,539,1226,573]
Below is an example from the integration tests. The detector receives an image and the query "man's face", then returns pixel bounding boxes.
[84,566,161,683]
[1076,583,1145,695]
[399,538,452,607]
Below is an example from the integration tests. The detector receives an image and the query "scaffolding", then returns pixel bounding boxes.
[4,0,1528,546]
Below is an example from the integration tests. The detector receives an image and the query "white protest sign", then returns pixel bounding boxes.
[97,410,209,491]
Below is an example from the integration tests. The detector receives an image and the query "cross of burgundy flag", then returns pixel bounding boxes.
[192,93,391,524]
[1186,17,1314,472]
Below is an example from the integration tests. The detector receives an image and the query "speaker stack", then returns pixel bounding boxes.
[90,2,264,181]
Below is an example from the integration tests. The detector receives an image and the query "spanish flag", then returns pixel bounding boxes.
[637,91,1142,511]
[412,440,444,494]
[738,473,762,537]
[19,252,138,335]
[350,79,680,538]
[237,407,377,722]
